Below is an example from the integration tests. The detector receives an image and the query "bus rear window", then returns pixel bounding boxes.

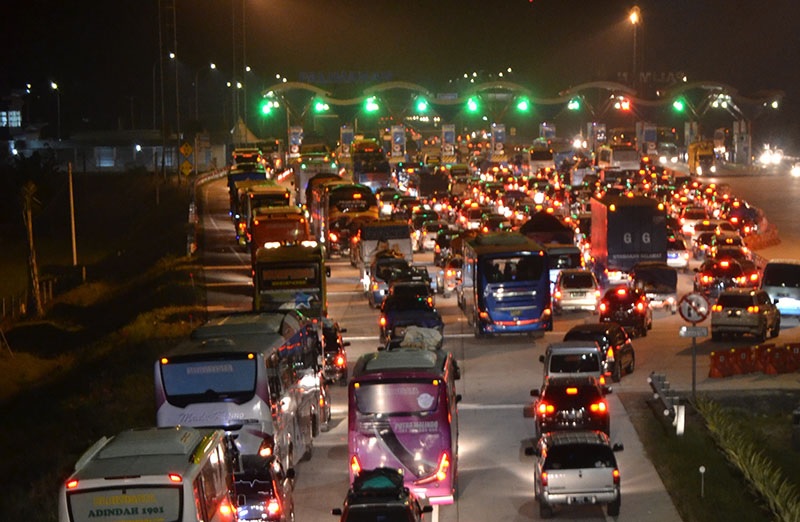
[355,382,440,414]
[160,357,257,405]
[67,486,181,522]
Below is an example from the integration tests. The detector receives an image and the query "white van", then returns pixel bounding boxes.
[539,341,603,382]
[760,259,800,316]
[58,426,237,522]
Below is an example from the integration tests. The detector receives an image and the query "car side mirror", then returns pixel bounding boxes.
[612,443,625,452]
[422,505,433,514]
[538,354,545,363]
[331,508,343,516]
[530,389,540,397]
[344,341,351,347]
[285,468,296,480]
[524,445,540,456]
[456,393,462,403]
[602,386,613,395]
[340,328,348,334]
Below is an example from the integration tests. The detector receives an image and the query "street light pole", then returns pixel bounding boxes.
[629,6,641,91]
[50,81,61,141]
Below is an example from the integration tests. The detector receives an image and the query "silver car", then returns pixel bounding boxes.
[552,269,600,314]
[711,288,780,342]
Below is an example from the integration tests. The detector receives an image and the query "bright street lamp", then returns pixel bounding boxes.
[51,81,61,140]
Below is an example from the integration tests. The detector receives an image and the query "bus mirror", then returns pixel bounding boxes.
[456,393,462,403]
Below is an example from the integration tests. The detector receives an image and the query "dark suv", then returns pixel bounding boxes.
[332,468,433,521]
[530,376,611,438]
[598,286,652,337]
[563,322,635,382]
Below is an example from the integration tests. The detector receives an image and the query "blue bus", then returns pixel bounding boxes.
[459,232,552,338]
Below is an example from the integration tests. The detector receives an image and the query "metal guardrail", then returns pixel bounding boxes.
[647,371,686,435]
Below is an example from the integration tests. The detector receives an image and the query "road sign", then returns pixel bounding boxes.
[180,142,193,158]
[678,293,710,323]
[180,159,193,176]
[679,325,708,337]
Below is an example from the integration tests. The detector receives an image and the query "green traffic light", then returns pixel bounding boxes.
[365,96,379,112]
[567,98,581,111]
[260,99,278,116]
[314,99,330,113]
[672,99,685,112]
[516,97,530,112]
[416,98,429,113]
[467,97,479,113]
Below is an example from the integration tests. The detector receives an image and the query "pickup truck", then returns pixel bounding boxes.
[526,430,623,518]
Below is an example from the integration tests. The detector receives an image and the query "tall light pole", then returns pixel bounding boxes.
[629,6,641,91]
[195,62,217,121]
[50,81,61,140]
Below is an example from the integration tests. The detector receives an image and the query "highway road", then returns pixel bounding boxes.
[196,166,800,521]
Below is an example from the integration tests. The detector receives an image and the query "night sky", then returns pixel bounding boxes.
[3,0,799,149]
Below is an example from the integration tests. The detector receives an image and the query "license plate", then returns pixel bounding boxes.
[570,292,586,297]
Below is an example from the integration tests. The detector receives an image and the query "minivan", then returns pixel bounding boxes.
[760,259,800,316]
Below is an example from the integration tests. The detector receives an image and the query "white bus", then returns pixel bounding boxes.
[154,311,327,473]
[59,426,237,522]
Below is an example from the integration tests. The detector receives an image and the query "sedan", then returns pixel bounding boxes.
[530,376,610,438]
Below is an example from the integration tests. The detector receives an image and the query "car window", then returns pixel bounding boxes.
[549,353,600,373]
[562,273,595,289]
[716,294,753,308]
[544,444,615,470]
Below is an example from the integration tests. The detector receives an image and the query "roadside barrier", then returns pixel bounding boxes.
[709,350,735,378]
[785,343,800,372]
[729,347,753,375]
[750,343,776,374]
[763,346,789,374]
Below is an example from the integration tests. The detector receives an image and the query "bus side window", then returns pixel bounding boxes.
[266,355,282,407]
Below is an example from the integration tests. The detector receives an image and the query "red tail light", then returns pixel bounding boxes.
[350,455,362,476]
[613,468,620,484]
[379,316,387,326]
[541,471,549,487]
[554,289,562,299]
[747,305,760,314]
[66,479,79,489]
[335,354,346,367]
[636,301,645,312]
[712,304,722,312]
[590,400,608,413]
[599,302,608,313]
[218,499,235,519]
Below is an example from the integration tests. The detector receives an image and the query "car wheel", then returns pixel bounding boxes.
[611,361,622,383]
[758,322,768,343]
[771,316,781,338]
[640,321,648,337]
[473,315,485,339]
[539,501,554,519]
[607,496,621,517]
[627,353,636,374]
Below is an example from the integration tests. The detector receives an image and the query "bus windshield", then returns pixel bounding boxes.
[160,355,257,406]
[355,381,440,415]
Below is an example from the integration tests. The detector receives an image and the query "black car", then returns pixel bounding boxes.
[530,376,611,438]
[332,468,433,521]
[598,286,653,337]
[693,258,746,299]
[379,290,444,345]
[563,322,635,383]
[321,318,349,386]
[235,460,296,522]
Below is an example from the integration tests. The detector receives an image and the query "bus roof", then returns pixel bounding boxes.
[71,427,222,480]
[191,311,287,339]
[465,232,545,255]
[353,347,449,377]
[255,242,324,263]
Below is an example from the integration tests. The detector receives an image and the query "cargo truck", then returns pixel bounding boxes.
[687,139,716,176]
[590,195,667,285]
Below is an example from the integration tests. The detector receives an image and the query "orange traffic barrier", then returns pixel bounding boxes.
[751,343,776,374]
[729,347,753,375]
[784,343,800,373]
[709,351,735,378]
[763,347,789,375]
